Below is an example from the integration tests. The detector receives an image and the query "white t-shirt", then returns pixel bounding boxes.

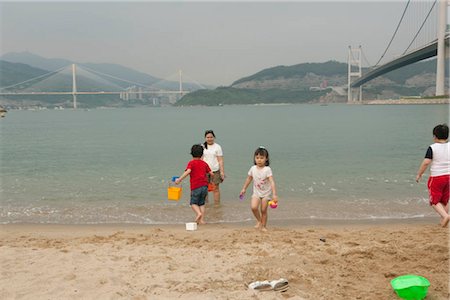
[203,143,223,172]
[248,165,273,199]
[426,142,450,176]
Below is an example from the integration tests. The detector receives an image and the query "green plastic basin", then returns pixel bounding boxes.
[391,275,430,300]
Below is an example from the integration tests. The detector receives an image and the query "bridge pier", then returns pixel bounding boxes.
[435,0,448,96]
[179,70,183,95]
[72,64,77,109]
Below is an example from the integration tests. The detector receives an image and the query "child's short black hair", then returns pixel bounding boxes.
[433,124,449,140]
[191,144,204,158]
[253,146,270,166]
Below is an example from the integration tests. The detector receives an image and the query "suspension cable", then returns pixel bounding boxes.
[79,65,153,89]
[402,0,437,55]
[374,0,411,67]
[75,66,125,91]
[182,74,206,90]
[0,66,67,90]
[360,48,372,68]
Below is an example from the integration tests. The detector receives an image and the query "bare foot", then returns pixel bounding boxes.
[260,227,268,232]
[198,221,206,225]
[254,222,261,229]
[195,213,202,224]
[440,216,450,227]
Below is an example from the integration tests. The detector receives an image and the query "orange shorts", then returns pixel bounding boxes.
[427,175,449,206]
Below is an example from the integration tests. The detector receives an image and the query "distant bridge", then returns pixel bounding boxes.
[0,64,199,108]
[0,91,189,96]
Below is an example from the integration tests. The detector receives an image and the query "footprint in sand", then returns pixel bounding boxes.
[64,274,76,281]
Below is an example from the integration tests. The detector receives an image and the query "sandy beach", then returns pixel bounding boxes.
[0,221,448,300]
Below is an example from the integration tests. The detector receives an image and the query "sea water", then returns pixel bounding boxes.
[0,104,448,224]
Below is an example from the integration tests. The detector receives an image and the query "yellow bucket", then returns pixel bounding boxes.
[168,186,182,201]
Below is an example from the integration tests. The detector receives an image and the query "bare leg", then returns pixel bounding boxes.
[213,185,220,205]
[251,196,261,228]
[432,203,450,227]
[260,199,269,231]
[198,205,206,224]
[191,204,202,224]
[444,203,449,227]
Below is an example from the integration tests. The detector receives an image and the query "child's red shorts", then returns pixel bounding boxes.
[427,174,450,206]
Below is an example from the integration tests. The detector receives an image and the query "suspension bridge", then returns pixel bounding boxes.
[0,64,204,109]
[348,0,449,102]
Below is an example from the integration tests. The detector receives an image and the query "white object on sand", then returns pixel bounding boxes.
[186,222,197,231]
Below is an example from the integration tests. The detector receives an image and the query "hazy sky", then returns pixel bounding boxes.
[0,1,442,86]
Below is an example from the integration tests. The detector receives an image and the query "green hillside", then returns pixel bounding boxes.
[383,59,439,84]
[0,60,48,87]
[176,87,329,106]
[232,60,346,85]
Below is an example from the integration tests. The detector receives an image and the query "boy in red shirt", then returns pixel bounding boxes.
[175,144,213,224]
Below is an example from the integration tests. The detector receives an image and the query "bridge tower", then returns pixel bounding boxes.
[72,64,77,109]
[347,46,362,103]
[435,0,448,96]
[179,69,183,95]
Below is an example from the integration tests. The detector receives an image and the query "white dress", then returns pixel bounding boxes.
[248,165,273,199]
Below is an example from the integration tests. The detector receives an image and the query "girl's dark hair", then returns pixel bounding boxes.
[203,130,215,149]
[433,124,449,140]
[253,146,270,166]
[191,144,204,158]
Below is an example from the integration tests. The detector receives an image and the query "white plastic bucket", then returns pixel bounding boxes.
[186,222,197,231]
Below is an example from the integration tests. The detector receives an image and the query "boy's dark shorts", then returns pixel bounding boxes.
[190,186,208,206]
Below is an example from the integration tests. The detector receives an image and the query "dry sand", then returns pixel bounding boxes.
[0,221,448,299]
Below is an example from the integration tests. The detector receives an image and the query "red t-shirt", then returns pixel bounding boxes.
[186,159,211,190]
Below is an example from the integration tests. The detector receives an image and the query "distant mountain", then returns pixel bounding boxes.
[0,60,48,87]
[178,59,448,106]
[1,51,72,71]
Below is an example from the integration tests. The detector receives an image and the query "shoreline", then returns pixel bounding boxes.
[0,215,440,228]
[362,98,449,105]
[3,99,449,110]
[0,217,442,236]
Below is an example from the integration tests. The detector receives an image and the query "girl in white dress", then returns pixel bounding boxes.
[240,147,278,231]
